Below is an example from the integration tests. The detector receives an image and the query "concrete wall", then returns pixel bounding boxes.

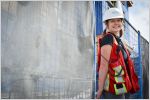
[1,1,95,99]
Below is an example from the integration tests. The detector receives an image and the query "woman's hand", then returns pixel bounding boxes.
[96,90,102,99]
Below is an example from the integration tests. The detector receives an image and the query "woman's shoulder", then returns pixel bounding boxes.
[102,33,113,42]
[100,33,114,47]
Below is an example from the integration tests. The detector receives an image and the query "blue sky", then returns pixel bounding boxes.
[128,0,149,42]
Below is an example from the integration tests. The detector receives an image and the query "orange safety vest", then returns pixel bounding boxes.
[97,33,140,95]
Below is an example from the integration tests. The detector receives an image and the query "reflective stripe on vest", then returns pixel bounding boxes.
[104,74,110,91]
[114,83,127,95]
[115,76,125,83]
[113,65,125,83]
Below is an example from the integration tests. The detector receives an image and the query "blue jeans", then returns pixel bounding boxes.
[102,91,130,99]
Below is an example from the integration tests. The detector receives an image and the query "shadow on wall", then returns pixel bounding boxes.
[18,1,29,6]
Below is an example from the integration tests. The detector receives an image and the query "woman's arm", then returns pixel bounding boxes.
[96,44,112,99]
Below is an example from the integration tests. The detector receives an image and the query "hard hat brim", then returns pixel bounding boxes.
[103,16,124,22]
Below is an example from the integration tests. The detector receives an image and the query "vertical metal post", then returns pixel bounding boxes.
[138,31,143,98]
[95,1,103,35]
[93,1,103,99]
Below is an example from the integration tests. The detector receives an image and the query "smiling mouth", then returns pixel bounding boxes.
[113,26,121,29]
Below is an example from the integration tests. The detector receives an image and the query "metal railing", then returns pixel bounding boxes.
[1,76,93,99]
[123,18,143,98]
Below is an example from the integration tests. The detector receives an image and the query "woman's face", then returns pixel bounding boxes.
[107,18,123,34]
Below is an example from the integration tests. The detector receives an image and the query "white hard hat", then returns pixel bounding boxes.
[103,8,124,22]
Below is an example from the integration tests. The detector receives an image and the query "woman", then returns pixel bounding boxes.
[96,8,139,99]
